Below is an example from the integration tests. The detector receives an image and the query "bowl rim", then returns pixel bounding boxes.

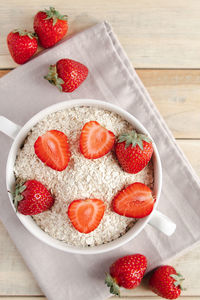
[6,99,162,254]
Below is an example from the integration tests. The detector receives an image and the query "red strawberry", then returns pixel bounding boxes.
[34,130,70,171]
[7,30,38,64]
[33,7,68,48]
[44,59,88,92]
[105,254,147,296]
[80,121,115,159]
[67,199,105,233]
[115,130,153,174]
[149,265,185,299]
[14,180,54,215]
[112,182,155,218]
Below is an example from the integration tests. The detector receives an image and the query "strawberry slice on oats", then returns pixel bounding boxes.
[68,198,105,233]
[34,130,70,171]
[80,121,115,159]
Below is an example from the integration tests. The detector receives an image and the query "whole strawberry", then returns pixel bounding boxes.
[149,265,184,299]
[13,180,54,215]
[34,7,68,48]
[7,30,38,64]
[44,59,88,92]
[115,130,153,174]
[105,254,147,296]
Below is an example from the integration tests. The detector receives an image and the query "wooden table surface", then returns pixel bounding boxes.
[1,1,200,299]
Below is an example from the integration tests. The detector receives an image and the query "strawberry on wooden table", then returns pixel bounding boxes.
[112,182,155,218]
[115,130,153,174]
[34,130,71,171]
[14,180,54,215]
[105,254,147,296]
[7,30,38,64]
[80,121,115,159]
[44,58,88,92]
[149,265,184,299]
[34,7,68,48]
[68,199,105,233]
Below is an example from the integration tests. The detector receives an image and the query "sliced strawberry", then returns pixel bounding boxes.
[34,130,70,171]
[80,121,115,159]
[113,182,155,218]
[67,198,105,233]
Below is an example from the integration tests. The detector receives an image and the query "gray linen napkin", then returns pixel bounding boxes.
[1,21,200,300]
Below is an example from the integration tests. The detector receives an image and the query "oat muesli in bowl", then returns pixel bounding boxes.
[13,105,154,248]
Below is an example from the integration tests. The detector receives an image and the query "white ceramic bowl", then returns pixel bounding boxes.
[0,99,176,254]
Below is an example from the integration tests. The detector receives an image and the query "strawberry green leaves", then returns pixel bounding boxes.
[12,29,38,39]
[170,273,185,290]
[44,65,64,91]
[13,183,26,210]
[118,130,152,150]
[105,273,120,296]
[43,7,68,26]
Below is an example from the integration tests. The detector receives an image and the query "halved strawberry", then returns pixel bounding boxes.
[112,182,155,218]
[34,130,70,171]
[80,121,115,159]
[67,198,105,233]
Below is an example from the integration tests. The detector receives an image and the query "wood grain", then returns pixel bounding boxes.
[0,224,42,295]
[0,298,198,300]
[1,69,200,139]
[0,298,45,300]
[137,69,200,139]
[1,0,200,68]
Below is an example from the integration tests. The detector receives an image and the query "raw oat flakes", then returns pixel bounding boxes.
[14,106,154,247]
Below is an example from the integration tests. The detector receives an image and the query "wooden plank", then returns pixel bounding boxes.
[137,69,200,139]
[1,298,196,300]
[0,298,45,300]
[0,139,200,296]
[1,69,200,139]
[0,70,9,76]
[1,0,200,68]
[0,299,46,300]
[0,224,42,295]
[178,140,200,175]
[0,298,198,300]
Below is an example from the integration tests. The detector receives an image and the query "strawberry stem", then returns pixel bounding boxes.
[170,273,185,290]
[105,273,120,296]
[44,65,64,92]
[118,130,152,150]
[12,29,38,39]
[43,7,68,26]
[13,183,26,210]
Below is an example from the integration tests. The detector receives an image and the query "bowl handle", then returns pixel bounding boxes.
[149,210,176,236]
[0,116,21,139]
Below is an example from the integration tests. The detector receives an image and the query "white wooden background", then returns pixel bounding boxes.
[1,0,200,299]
